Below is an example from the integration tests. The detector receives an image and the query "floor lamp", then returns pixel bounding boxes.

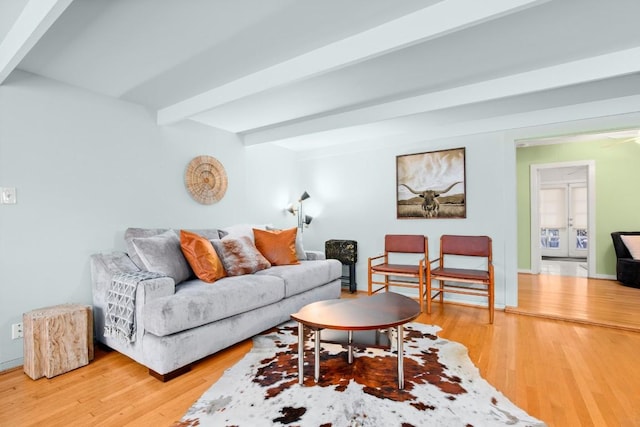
[287,191,313,232]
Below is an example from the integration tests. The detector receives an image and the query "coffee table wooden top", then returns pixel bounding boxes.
[291,292,420,331]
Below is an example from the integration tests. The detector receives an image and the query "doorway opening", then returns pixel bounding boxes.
[529,160,595,278]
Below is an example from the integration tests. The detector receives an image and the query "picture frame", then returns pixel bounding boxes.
[396,147,466,219]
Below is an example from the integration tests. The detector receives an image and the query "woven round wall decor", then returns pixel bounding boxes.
[185,155,228,204]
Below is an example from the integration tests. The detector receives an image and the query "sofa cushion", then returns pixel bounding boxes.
[211,236,271,276]
[256,259,342,297]
[621,235,640,260]
[188,228,227,240]
[142,274,285,337]
[180,230,226,283]
[220,223,269,242]
[253,227,299,266]
[130,230,192,284]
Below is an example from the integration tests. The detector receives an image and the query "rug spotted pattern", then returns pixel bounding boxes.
[175,322,546,427]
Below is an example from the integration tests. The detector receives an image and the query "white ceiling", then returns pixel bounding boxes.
[2,0,640,151]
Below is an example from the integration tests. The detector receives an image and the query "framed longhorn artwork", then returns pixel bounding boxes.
[396,147,466,219]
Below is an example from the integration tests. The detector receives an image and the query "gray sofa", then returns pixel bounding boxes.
[90,227,342,380]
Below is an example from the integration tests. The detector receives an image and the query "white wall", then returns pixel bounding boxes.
[0,71,248,370]
[246,133,519,310]
[244,143,297,228]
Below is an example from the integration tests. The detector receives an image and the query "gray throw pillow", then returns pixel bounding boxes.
[124,227,170,269]
[294,232,307,261]
[220,223,268,242]
[131,230,191,284]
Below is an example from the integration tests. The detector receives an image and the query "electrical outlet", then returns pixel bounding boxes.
[11,322,23,339]
[1,187,17,204]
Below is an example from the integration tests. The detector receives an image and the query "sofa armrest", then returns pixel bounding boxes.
[305,250,326,260]
[90,252,176,298]
[90,252,176,343]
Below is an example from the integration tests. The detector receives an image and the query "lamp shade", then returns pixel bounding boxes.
[304,215,313,226]
[299,191,310,202]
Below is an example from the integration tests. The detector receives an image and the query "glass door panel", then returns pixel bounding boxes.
[568,184,588,258]
[539,184,587,258]
[540,187,568,257]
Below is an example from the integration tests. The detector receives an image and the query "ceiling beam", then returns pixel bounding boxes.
[284,94,640,158]
[243,46,640,146]
[157,0,549,126]
[0,0,73,85]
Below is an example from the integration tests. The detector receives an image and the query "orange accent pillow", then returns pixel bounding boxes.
[253,227,300,266]
[180,230,226,283]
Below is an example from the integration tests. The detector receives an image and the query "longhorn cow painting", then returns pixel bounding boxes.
[396,147,466,219]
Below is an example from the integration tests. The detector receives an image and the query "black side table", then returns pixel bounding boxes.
[325,239,357,293]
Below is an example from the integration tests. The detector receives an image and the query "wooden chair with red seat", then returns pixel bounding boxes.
[368,235,429,312]
[428,235,494,323]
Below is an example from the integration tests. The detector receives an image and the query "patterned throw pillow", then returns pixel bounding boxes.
[253,227,300,266]
[180,230,226,283]
[211,236,271,276]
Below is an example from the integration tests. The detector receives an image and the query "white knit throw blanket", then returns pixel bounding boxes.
[104,271,165,343]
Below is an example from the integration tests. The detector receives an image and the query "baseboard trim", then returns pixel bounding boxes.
[347,289,505,309]
[0,365,23,376]
[593,273,617,280]
[0,357,23,374]
[504,306,640,332]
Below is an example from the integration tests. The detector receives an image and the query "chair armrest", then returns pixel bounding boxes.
[305,250,326,260]
[368,254,386,268]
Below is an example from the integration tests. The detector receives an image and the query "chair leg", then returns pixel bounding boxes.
[367,265,372,296]
[418,275,424,313]
[489,282,495,324]
[426,277,432,314]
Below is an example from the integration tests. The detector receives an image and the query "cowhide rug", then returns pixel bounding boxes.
[174,322,546,427]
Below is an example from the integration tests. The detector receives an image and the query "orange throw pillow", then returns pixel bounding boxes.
[180,230,226,283]
[253,227,300,266]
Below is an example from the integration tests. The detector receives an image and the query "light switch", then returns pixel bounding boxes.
[1,187,16,204]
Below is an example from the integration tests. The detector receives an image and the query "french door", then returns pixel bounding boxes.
[539,183,588,258]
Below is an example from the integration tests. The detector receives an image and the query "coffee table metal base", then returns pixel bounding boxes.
[297,322,405,389]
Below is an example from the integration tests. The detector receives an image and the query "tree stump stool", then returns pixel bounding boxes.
[23,304,94,379]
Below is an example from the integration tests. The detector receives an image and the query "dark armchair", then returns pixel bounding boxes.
[611,231,640,288]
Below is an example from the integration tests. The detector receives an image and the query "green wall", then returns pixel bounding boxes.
[517,139,640,276]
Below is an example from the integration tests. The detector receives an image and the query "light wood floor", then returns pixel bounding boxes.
[2,283,640,427]
[509,273,640,331]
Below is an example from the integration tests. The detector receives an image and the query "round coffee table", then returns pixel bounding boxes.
[290,292,420,389]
